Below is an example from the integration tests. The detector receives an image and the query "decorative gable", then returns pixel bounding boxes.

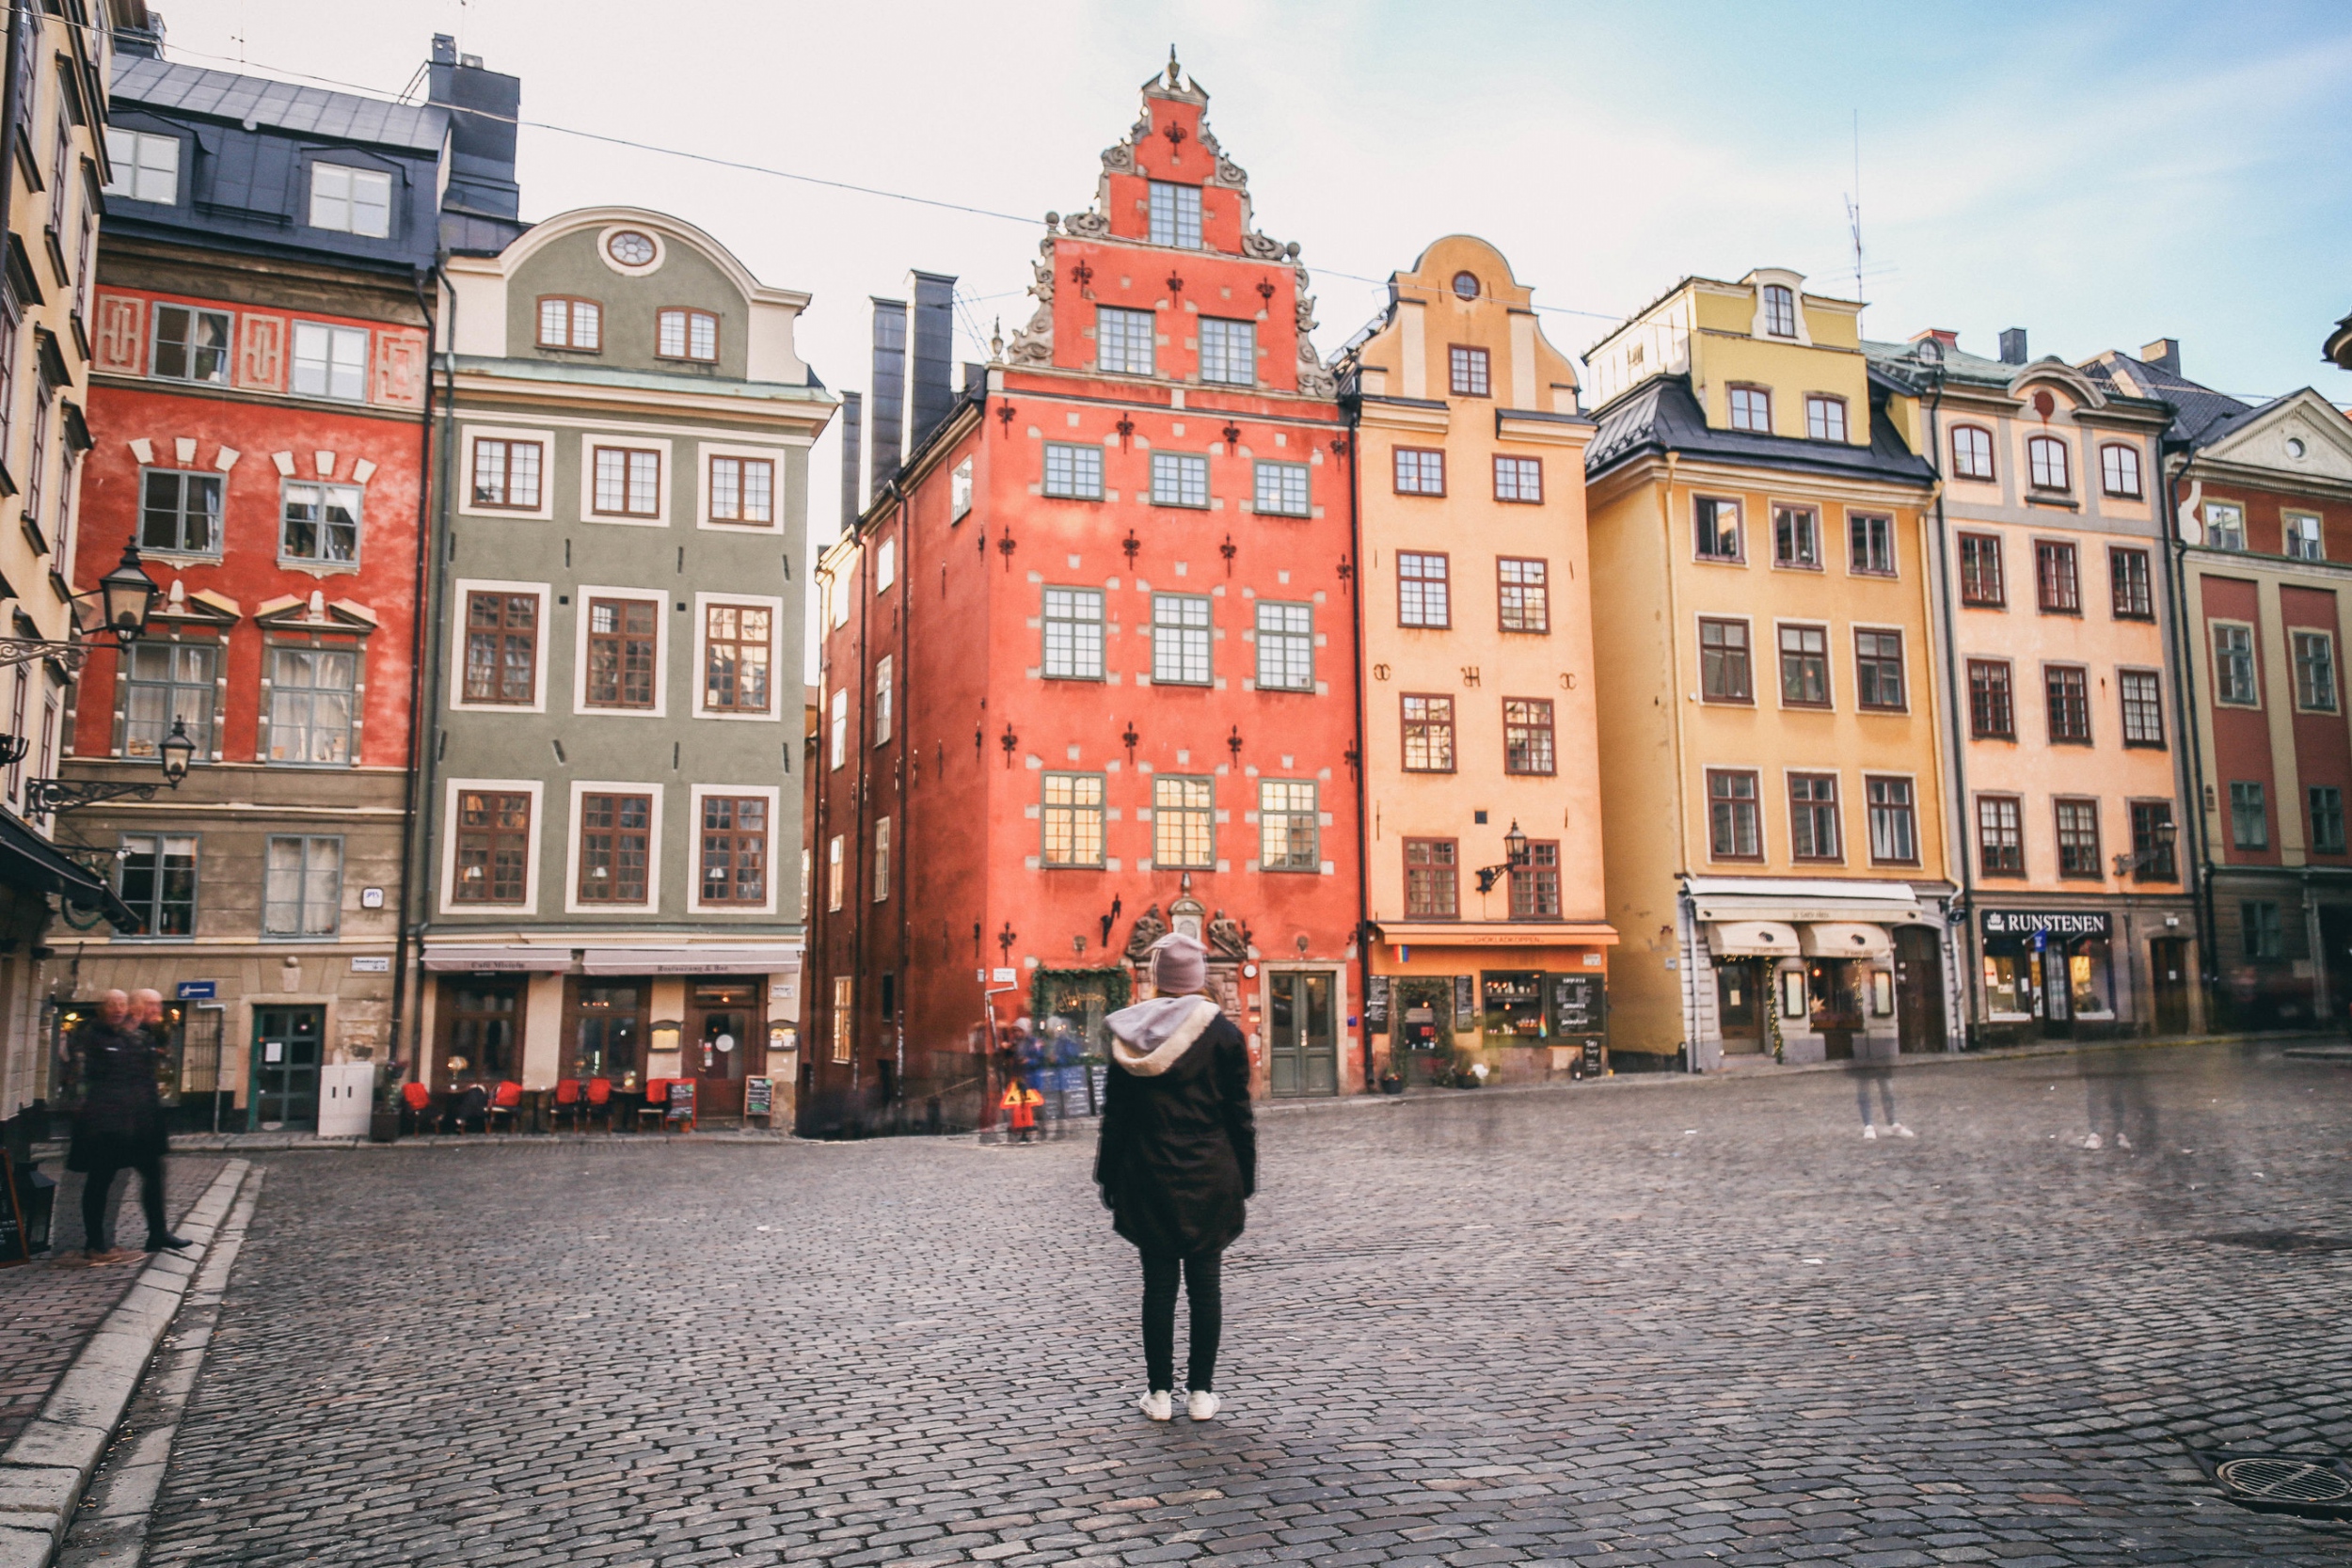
[2201,389,2352,490]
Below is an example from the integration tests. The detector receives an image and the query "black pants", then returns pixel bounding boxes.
[81,1154,167,1251]
[1140,1248,1223,1394]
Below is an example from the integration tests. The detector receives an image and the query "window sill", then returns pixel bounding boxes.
[2036,608,2084,617]
[1868,860,1923,869]
[1959,599,2007,611]
[2025,494,2079,509]
[1149,500,1212,511]
[1857,705,1910,716]
[1771,562,1825,573]
[1701,697,1756,706]
[1041,492,1104,503]
[1692,556,1747,567]
[1849,569,1898,580]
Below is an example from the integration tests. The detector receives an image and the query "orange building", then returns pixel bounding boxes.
[1869,331,2193,1043]
[1340,237,1612,1086]
[1583,271,1953,1069]
[803,56,1359,1127]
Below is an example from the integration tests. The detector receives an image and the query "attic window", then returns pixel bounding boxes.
[658,309,719,363]
[537,297,600,352]
[2287,436,2308,460]
[310,165,391,239]
[1148,182,1201,249]
[102,129,178,204]
[1761,283,1797,338]
[607,230,657,267]
[1452,272,1479,301]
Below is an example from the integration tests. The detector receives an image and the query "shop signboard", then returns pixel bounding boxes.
[1365,974,1391,1035]
[1452,974,1476,1029]
[1549,973,1606,1037]
[1979,909,2111,940]
[745,1077,773,1117]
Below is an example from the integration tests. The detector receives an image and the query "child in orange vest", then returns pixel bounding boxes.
[1002,1081,1042,1143]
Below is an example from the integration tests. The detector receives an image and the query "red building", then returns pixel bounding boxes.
[807,55,1359,1129]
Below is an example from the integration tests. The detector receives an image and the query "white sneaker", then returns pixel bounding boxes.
[1862,1124,1878,1140]
[2115,1133,2132,1149]
[2083,1133,2103,1149]
[1138,1390,1172,1422]
[1187,1389,1221,1421]
[1891,1123,1915,1138]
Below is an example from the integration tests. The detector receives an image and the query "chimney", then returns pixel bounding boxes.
[901,271,958,458]
[112,5,166,58]
[1997,328,2029,366]
[428,34,522,223]
[837,390,863,532]
[866,299,907,501]
[2140,338,2181,376]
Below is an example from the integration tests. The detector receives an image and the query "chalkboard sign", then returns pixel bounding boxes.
[745,1077,773,1117]
[0,1160,26,1266]
[1365,975,1391,1035]
[1452,974,1476,1028]
[1549,973,1606,1037]
[666,1080,696,1126]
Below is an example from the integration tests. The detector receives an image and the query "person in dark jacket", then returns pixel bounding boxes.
[67,990,183,1261]
[1095,933,1255,1423]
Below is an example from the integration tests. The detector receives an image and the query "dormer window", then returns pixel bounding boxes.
[1449,346,1489,398]
[2027,435,2071,492]
[1148,181,1201,249]
[102,128,178,204]
[1761,283,1797,338]
[310,164,391,238]
[1804,394,1848,442]
[537,297,601,351]
[657,308,719,362]
[1728,385,1771,434]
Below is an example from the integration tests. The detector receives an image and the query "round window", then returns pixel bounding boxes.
[607,230,657,267]
[1452,271,1479,300]
[2287,436,2308,460]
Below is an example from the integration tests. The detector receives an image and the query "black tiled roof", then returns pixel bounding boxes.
[2078,352,2253,446]
[1585,374,1932,486]
[113,56,448,153]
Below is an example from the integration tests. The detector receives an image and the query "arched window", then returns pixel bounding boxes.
[1761,283,1797,338]
[1950,425,1994,481]
[2100,443,2143,499]
[2027,435,2071,492]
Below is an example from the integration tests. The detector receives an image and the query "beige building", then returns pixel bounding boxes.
[1341,236,1612,1085]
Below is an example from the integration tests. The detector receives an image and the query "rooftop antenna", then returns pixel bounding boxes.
[1843,110,1863,327]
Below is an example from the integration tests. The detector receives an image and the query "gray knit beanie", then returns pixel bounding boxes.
[1149,932,1209,995]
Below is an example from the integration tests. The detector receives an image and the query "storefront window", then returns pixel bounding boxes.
[1482,972,1546,1040]
[1983,950,2033,1019]
[567,982,642,1082]
[1806,961,1863,1029]
[2069,941,2115,1020]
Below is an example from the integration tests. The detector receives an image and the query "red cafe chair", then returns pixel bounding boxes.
[488,1080,525,1133]
[636,1078,669,1132]
[551,1077,584,1131]
[401,1080,437,1135]
[585,1077,614,1132]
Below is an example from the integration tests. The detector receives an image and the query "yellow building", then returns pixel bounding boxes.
[1584,270,1952,1069]
[1342,237,1612,1086]
[1869,331,2195,1044]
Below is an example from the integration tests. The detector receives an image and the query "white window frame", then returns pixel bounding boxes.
[873,816,891,903]
[570,585,668,719]
[103,127,179,204]
[691,591,784,722]
[458,425,556,521]
[2284,512,2324,562]
[290,321,370,402]
[580,435,673,527]
[951,457,974,519]
[308,162,392,238]
[875,538,896,594]
[562,779,665,915]
[2212,621,2259,707]
[874,654,893,745]
[2201,502,2246,551]
[278,480,363,569]
[687,783,782,915]
[438,776,546,916]
[449,578,552,715]
[262,833,344,938]
[828,688,847,769]
[693,440,787,531]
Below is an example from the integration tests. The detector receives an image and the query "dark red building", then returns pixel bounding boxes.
[806,56,1360,1130]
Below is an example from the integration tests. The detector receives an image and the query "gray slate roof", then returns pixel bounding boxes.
[1585,374,1932,486]
[2077,351,2253,447]
[113,56,448,153]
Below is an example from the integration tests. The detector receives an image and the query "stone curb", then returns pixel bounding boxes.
[0,1160,250,1568]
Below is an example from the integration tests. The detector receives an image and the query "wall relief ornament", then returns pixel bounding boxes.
[1122,904,1170,964]
[1241,230,1296,261]
[1100,139,1136,175]
[1206,911,1248,961]
[1064,210,1111,239]
[1003,234,1058,365]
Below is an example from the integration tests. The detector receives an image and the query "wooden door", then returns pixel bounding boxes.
[1894,927,1947,1052]
[690,981,762,1120]
[2151,937,2192,1036]
[1716,960,1765,1053]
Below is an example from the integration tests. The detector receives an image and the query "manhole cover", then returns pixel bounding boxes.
[2201,1230,2352,1254]
[2218,1458,2352,1504]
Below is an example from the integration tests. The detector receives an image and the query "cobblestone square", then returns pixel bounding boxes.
[119,1042,2352,1565]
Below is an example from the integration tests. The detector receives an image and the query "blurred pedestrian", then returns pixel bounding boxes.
[1001,1080,1041,1143]
[66,990,183,1262]
[1096,933,1255,1423]
[1851,1029,1911,1141]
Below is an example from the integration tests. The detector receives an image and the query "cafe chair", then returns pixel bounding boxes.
[584,1076,615,1131]
[401,1080,436,1135]
[488,1080,525,1133]
[551,1077,584,1131]
[636,1078,670,1132]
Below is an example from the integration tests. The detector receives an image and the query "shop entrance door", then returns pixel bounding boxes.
[1893,927,1947,1052]
[1809,960,1864,1060]
[249,1006,324,1131]
[691,981,762,1121]
[1267,970,1337,1098]
[1715,960,1767,1053]
[2151,938,2192,1036]
[2317,910,2352,1033]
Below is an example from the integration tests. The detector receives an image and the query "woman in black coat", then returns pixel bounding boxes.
[66,990,177,1259]
[1094,933,1256,1422]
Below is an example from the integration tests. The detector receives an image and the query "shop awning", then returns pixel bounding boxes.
[0,812,135,927]
[1371,920,1618,948]
[1800,922,1894,958]
[1706,921,1800,957]
[580,944,803,975]
[1686,876,1924,926]
[421,945,572,973]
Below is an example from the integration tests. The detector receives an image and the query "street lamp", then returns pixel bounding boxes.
[0,543,166,673]
[158,717,196,786]
[2112,816,2179,879]
[1473,820,1532,895]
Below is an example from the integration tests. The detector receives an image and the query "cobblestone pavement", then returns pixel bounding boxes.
[128,1042,2352,1566]
[0,1156,225,1448]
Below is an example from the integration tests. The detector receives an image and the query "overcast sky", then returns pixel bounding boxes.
[151,0,2352,558]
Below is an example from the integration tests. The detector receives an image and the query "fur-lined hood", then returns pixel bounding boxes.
[1104,995,1220,1076]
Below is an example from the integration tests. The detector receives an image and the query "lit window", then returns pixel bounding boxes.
[1042,774,1104,866]
[1148,181,1201,248]
[1152,776,1214,868]
[103,129,179,204]
[309,164,392,237]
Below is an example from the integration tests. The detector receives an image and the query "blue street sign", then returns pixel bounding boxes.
[176,980,216,1000]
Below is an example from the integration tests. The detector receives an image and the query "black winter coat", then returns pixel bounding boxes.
[67,1021,167,1171]
[1093,1004,1256,1257]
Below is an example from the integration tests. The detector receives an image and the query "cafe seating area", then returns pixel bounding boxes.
[395,1074,767,1136]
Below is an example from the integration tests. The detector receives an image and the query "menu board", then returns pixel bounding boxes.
[1453,974,1476,1028]
[745,1077,773,1117]
[1549,974,1606,1037]
[1365,975,1391,1035]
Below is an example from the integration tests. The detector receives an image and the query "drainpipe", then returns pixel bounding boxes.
[2160,461,2217,1024]
[388,264,438,1091]
[1340,378,1371,1092]
[895,479,911,1110]
[408,262,462,1085]
[849,486,882,1113]
[1920,368,1975,1049]
[1655,451,1696,1067]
